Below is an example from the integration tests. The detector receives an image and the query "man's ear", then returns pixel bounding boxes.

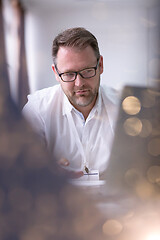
[52,64,60,82]
[99,55,103,75]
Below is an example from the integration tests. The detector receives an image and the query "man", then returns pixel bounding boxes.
[23,27,118,180]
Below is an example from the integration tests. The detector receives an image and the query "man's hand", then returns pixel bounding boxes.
[57,158,84,179]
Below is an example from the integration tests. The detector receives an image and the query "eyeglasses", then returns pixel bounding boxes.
[55,59,100,82]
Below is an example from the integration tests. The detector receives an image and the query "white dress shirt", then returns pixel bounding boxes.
[23,84,119,177]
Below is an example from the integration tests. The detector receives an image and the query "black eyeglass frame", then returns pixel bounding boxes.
[55,58,100,82]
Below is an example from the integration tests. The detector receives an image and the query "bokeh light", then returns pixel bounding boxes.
[124,168,142,187]
[102,219,123,236]
[123,117,142,136]
[135,179,155,199]
[122,96,141,115]
[146,233,160,240]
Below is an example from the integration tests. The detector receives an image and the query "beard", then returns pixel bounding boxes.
[70,88,98,107]
[62,76,100,110]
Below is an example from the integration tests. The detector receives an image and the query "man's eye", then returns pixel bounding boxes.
[63,73,75,77]
[86,69,93,72]
[84,68,94,73]
[82,69,94,75]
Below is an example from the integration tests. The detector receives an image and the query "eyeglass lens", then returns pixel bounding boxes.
[61,68,96,82]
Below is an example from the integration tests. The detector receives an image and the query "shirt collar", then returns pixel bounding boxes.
[62,92,73,116]
[90,87,102,116]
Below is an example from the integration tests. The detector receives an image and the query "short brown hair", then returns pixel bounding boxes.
[52,27,100,64]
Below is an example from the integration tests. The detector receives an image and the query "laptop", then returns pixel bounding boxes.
[104,85,160,197]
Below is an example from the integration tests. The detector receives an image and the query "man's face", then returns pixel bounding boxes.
[52,46,103,111]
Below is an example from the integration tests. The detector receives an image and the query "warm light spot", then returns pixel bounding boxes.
[123,117,142,136]
[135,179,155,199]
[122,96,141,115]
[124,168,142,187]
[148,138,160,156]
[147,166,160,184]
[102,219,123,236]
[146,233,160,240]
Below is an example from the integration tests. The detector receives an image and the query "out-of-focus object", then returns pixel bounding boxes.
[105,85,160,194]
[0,1,105,239]
[98,85,160,240]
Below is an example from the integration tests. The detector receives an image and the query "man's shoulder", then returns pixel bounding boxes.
[27,85,63,107]
[28,84,61,101]
[24,84,62,113]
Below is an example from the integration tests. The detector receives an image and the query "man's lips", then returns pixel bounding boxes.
[75,89,89,95]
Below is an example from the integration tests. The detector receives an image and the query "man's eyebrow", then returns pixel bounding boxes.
[59,62,97,73]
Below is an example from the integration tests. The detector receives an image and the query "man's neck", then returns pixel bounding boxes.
[78,107,91,120]
[73,97,97,121]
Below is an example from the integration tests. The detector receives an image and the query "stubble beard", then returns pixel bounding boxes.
[68,87,99,108]
[63,76,101,109]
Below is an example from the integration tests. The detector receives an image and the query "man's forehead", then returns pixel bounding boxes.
[57,46,96,62]
[57,48,97,72]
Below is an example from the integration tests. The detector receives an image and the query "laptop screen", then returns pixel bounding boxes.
[104,85,160,198]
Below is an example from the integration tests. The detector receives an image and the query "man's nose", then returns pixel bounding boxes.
[74,73,85,87]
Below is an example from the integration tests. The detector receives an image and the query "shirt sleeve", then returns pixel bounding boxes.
[22,95,47,146]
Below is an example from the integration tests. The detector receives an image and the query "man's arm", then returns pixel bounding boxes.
[57,158,84,179]
[22,98,47,147]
